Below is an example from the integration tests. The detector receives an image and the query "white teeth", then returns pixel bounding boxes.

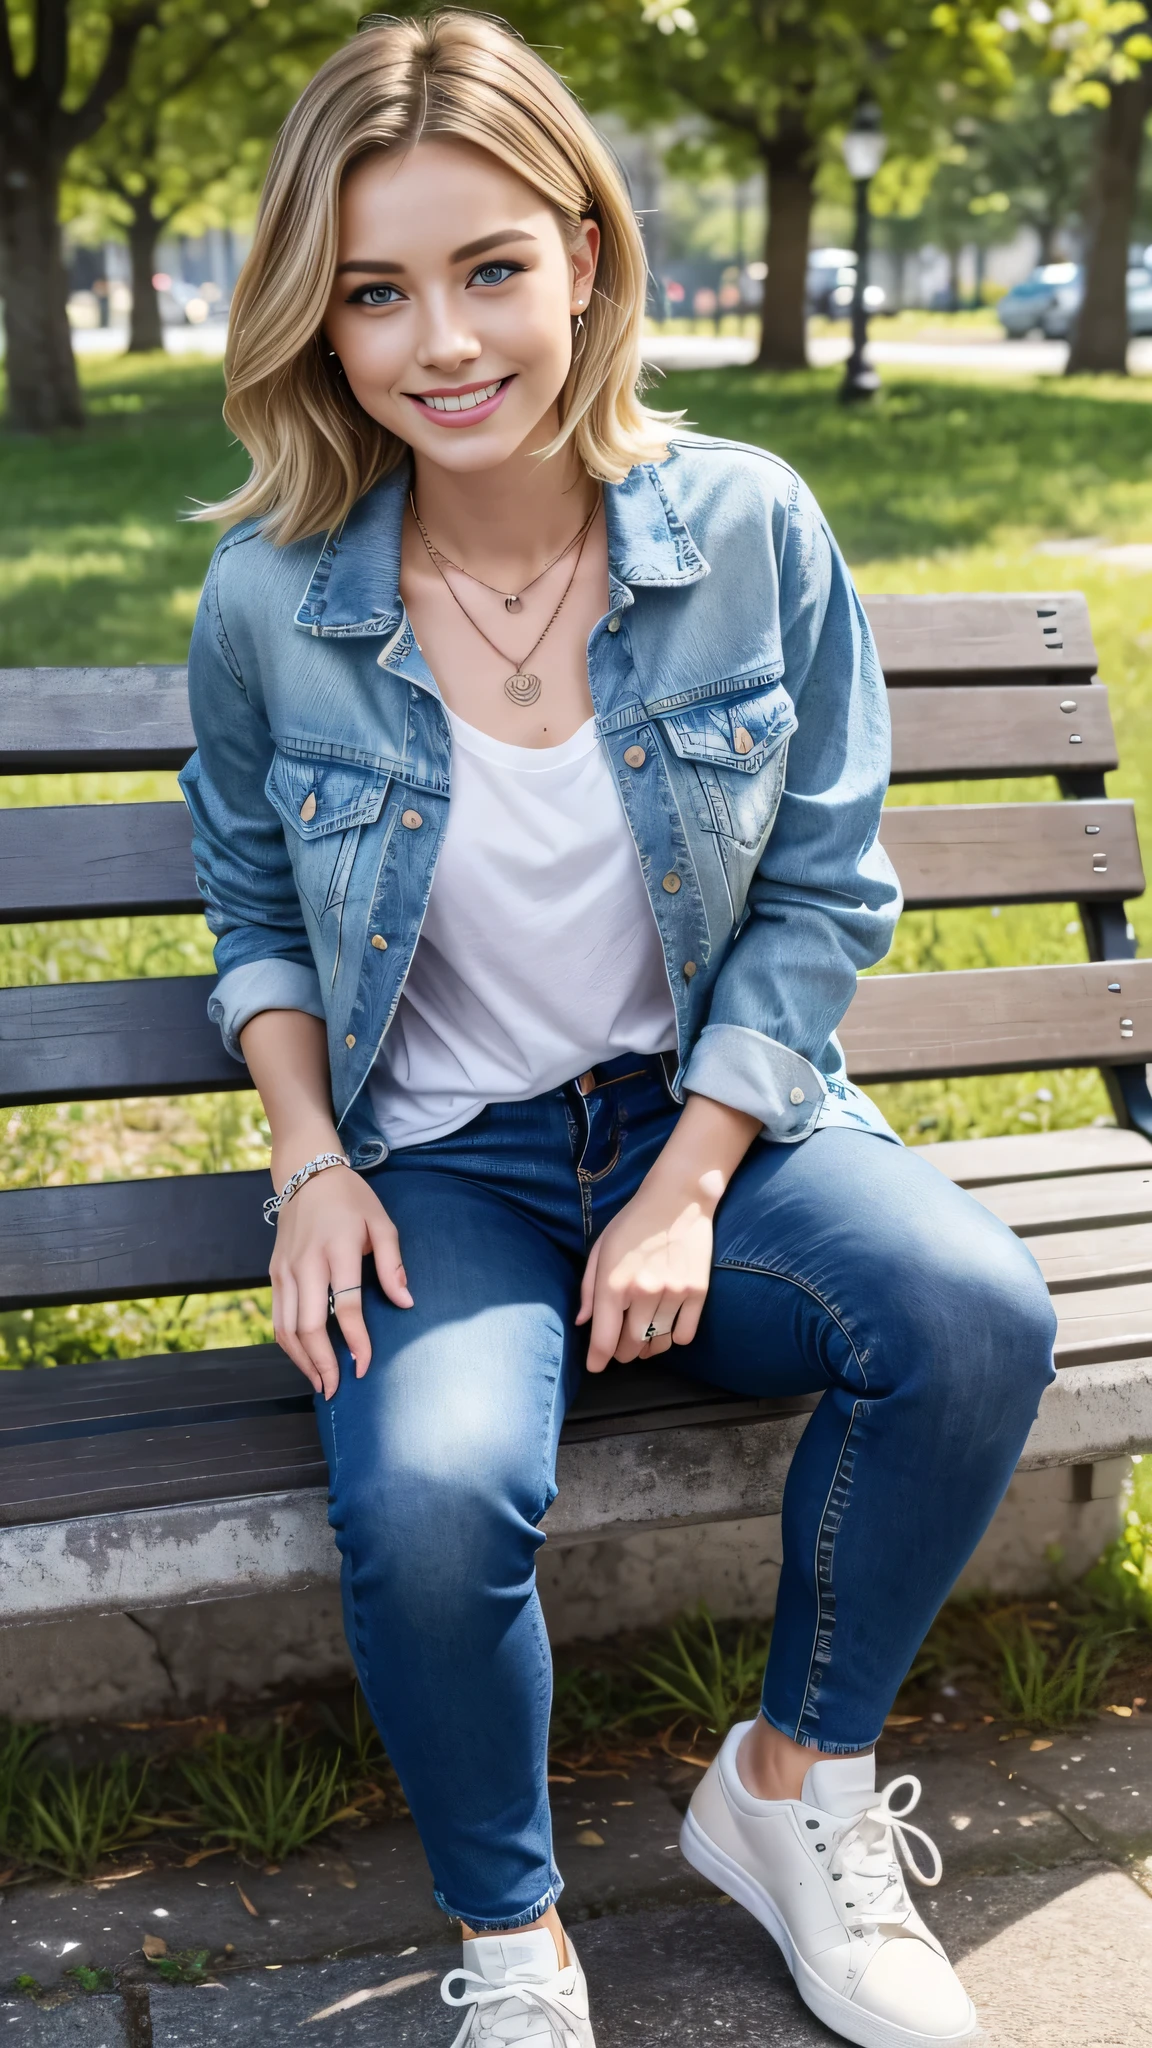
[419,380,503,413]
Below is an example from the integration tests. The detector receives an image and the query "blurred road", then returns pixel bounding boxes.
[70,322,1152,376]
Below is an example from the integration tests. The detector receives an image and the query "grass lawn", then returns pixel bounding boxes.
[4,350,1152,1363]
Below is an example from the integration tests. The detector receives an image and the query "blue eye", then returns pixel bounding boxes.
[471,262,520,287]
[351,283,403,307]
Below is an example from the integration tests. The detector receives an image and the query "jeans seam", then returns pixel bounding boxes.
[793,1399,861,1745]
[712,1258,870,1392]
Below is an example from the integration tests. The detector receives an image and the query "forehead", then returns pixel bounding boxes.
[338,138,556,251]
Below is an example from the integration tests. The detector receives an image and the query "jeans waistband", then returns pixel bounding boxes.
[568,1049,678,1098]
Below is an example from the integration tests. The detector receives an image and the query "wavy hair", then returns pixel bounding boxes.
[196,10,675,544]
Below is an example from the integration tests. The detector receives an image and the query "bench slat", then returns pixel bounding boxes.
[0,1311,1136,1526]
[1054,1280,1152,1366]
[0,803,199,921]
[0,1413,328,1527]
[0,1346,777,1443]
[841,959,1152,1081]
[916,1127,1152,1186]
[0,1171,272,1307]
[1028,1222,1152,1293]
[879,799,1143,907]
[0,667,192,773]
[3,794,1141,925]
[865,592,1096,682]
[0,975,235,1106]
[0,673,1118,782]
[0,599,1100,775]
[975,1166,1152,1235]
[4,958,1152,1111]
[888,684,1116,781]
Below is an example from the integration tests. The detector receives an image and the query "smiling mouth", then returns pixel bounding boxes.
[409,376,510,414]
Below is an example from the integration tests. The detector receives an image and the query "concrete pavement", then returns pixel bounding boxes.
[4,1720,1149,2045]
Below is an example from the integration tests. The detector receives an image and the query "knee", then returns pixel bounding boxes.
[331,1423,543,1618]
[894,1212,1057,1407]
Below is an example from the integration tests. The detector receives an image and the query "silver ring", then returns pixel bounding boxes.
[332,1286,362,1299]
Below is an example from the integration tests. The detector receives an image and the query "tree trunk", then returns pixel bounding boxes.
[1066,73,1152,375]
[126,191,165,353]
[0,146,83,433]
[753,131,815,371]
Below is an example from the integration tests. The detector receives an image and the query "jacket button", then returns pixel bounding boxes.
[623,745,646,769]
[789,1086,806,1105]
[371,934,388,951]
[299,792,317,822]
[661,872,681,894]
[345,1033,357,1049]
[733,727,754,755]
[683,960,697,979]
[401,809,423,829]
[607,615,621,633]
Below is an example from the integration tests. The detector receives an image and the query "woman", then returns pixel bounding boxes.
[181,15,1056,2047]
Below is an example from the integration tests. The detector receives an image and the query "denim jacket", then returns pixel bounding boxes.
[179,432,901,1169]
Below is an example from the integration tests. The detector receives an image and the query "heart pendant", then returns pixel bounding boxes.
[504,672,542,705]
[504,594,523,613]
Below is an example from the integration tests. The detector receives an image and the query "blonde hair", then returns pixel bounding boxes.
[199,10,675,545]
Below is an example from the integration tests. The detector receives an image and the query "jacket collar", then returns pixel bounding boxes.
[293,452,708,638]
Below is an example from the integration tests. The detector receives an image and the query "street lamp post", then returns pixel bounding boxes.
[840,99,887,403]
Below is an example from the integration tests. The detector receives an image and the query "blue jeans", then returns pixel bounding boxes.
[313,1053,1055,1931]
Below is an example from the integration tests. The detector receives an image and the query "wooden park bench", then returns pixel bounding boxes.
[3,590,1152,1628]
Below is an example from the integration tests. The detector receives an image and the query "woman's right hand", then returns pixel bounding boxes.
[269,1164,413,1399]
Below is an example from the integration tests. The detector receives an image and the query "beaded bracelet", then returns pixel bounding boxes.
[263,1151,350,1226]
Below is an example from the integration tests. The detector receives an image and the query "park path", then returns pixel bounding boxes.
[4,1718,1150,2045]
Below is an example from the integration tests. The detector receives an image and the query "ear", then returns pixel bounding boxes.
[570,219,600,315]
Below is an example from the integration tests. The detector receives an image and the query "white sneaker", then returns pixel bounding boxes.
[681,1721,977,2048]
[440,1927,595,2048]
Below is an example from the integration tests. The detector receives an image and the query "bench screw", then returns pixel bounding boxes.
[1060,700,1077,712]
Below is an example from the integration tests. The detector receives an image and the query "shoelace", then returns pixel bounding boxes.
[829,1774,943,1940]
[441,1963,583,2048]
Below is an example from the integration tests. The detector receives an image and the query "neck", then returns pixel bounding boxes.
[410,411,597,582]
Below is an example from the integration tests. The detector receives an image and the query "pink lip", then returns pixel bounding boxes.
[405,376,512,428]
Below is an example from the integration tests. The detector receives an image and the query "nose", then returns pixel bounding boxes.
[414,286,482,374]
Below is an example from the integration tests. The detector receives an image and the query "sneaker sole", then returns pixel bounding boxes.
[679,1807,977,2048]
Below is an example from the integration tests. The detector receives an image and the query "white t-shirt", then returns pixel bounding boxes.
[368,709,677,1148]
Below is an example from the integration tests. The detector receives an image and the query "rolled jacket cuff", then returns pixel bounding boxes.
[208,957,326,1062]
[682,1023,826,1142]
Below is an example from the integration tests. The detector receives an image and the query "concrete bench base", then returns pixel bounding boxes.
[1,1358,1146,1628]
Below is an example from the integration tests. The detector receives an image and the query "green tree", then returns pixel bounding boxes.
[504,0,1016,368]
[67,0,351,353]
[0,0,158,432]
[1005,0,1152,372]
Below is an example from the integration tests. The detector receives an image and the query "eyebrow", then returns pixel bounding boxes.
[335,228,537,275]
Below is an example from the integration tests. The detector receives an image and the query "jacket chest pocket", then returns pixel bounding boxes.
[656,680,796,850]
[266,752,390,920]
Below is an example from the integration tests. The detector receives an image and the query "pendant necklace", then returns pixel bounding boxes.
[409,491,600,613]
[411,503,596,707]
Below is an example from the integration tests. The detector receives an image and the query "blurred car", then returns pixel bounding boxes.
[156,276,228,326]
[806,247,886,316]
[1039,264,1152,339]
[997,263,1079,337]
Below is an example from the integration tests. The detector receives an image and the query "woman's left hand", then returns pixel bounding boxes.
[576,1170,721,1372]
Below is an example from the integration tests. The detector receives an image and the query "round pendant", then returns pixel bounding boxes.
[504,594,523,613]
[504,672,542,706]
